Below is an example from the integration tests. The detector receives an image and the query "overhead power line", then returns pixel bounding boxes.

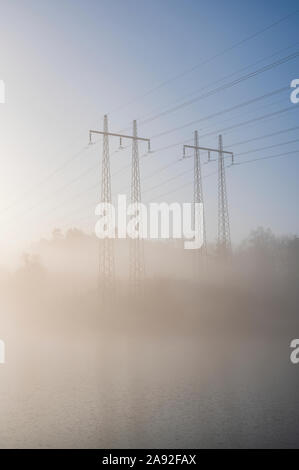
[150,86,288,140]
[132,40,299,126]
[108,8,299,116]
[140,50,299,126]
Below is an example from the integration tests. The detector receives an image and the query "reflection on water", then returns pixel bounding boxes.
[0,230,298,448]
[0,318,298,448]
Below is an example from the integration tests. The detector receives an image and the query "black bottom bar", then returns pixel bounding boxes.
[0,449,298,466]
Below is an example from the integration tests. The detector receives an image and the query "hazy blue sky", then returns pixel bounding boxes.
[0,0,299,260]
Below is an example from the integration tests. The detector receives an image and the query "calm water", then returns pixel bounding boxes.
[0,322,298,448]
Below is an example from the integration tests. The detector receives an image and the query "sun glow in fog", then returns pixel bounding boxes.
[0,228,298,447]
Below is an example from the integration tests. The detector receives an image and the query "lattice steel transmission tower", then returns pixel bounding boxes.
[99,114,115,294]
[183,136,233,259]
[130,120,145,295]
[217,134,231,256]
[193,130,207,254]
[89,120,150,298]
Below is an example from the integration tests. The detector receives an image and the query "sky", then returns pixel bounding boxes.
[0,0,299,263]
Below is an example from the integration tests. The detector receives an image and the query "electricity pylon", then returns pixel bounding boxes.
[183,137,234,258]
[193,130,207,254]
[217,134,231,256]
[89,119,151,298]
[130,120,145,296]
[99,115,114,298]
[190,130,207,279]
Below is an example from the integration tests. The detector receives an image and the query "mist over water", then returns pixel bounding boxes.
[0,227,298,448]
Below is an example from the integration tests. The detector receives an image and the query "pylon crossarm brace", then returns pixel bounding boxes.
[183,144,234,163]
[89,129,151,153]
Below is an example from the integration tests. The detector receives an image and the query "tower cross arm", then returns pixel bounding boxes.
[183,144,233,156]
[89,129,150,143]
[89,129,151,152]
